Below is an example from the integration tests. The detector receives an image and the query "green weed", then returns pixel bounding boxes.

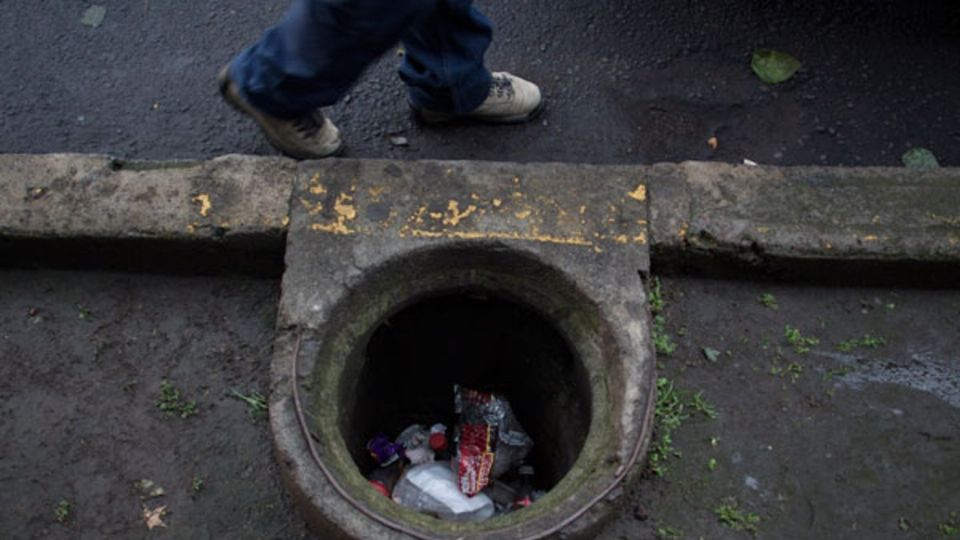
[649,277,666,314]
[769,362,803,382]
[784,325,819,353]
[653,315,678,356]
[649,277,676,356]
[690,391,719,418]
[836,339,857,353]
[192,476,205,493]
[942,512,959,536]
[758,293,778,310]
[655,525,682,539]
[822,366,855,381]
[837,334,886,352]
[714,498,760,534]
[648,378,685,476]
[55,500,71,524]
[707,457,718,471]
[648,378,719,476]
[156,380,198,419]
[230,389,268,420]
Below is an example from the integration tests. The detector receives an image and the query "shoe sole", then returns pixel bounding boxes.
[217,67,345,160]
[413,97,547,125]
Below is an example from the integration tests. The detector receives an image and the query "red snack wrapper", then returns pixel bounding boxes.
[369,480,391,497]
[457,423,497,496]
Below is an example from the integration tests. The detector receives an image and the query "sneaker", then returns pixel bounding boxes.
[218,66,343,159]
[414,72,544,124]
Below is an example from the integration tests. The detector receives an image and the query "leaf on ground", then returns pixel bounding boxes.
[134,479,165,499]
[901,148,940,168]
[81,5,107,28]
[751,49,802,84]
[703,347,722,363]
[142,505,167,530]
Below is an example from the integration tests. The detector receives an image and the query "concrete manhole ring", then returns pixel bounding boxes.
[271,244,655,539]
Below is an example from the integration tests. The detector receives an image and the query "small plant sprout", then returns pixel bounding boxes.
[707,457,718,471]
[649,277,666,314]
[55,500,71,524]
[714,498,760,534]
[653,316,678,356]
[690,391,719,419]
[860,334,886,348]
[156,380,198,419]
[837,339,857,353]
[822,366,855,381]
[941,512,959,535]
[655,525,682,539]
[758,293,778,310]
[648,278,677,356]
[784,325,819,353]
[648,377,686,476]
[230,389,268,420]
[647,379,719,476]
[837,334,887,352]
[192,476,205,493]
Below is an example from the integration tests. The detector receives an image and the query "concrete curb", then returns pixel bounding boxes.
[0,153,296,273]
[645,161,960,283]
[2,153,958,281]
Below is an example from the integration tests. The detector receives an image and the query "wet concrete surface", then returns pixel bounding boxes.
[1,0,958,166]
[2,270,957,538]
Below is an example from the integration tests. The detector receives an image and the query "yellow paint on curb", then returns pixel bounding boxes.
[442,200,477,226]
[627,184,647,202]
[334,193,357,220]
[192,194,212,217]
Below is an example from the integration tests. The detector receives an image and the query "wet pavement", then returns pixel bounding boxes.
[1,0,958,165]
[1,270,957,539]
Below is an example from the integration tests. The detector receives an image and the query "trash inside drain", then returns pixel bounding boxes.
[366,386,544,522]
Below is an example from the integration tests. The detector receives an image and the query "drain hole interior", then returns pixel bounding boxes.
[344,290,591,493]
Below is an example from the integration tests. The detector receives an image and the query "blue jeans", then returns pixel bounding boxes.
[229,0,494,119]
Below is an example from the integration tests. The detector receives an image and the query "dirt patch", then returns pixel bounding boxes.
[0,270,316,539]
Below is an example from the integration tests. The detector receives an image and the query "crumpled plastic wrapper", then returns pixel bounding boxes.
[454,385,534,492]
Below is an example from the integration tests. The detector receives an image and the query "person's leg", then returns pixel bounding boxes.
[399,0,543,123]
[399,0,493,116]
[231,0,438,119]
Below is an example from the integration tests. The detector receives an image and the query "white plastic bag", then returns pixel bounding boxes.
[391,461,495,522]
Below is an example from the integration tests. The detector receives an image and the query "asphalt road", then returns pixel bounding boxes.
[1,0,958,166]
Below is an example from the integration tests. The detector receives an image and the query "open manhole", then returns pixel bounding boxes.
[347,291,592,498]
[274,245,654,539]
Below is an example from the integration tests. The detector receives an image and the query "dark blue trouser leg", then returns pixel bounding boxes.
[400,0,494,115]
[230,0,493,119]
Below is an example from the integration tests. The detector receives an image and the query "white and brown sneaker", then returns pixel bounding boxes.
[218,66,343,159]
[415,72,544,124]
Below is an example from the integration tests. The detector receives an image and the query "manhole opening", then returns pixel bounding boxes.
[342,289,592,493]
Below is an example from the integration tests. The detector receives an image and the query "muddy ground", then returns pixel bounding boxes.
[1,0,958,166]
[1,270,957,539]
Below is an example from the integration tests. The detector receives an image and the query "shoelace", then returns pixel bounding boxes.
[490,76,515,99]
[292,111,326,137]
